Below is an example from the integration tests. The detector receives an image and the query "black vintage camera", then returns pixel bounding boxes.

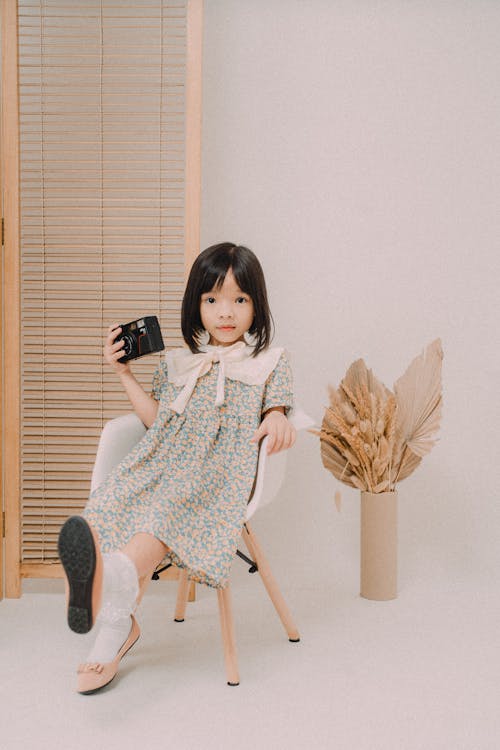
[116,316,165,362]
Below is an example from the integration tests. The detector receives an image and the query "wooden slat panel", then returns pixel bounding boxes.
[16,0,195,565]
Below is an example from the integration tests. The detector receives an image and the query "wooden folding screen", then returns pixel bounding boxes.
[1,0,203,597]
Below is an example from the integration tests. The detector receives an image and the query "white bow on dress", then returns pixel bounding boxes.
[165,341,284,414]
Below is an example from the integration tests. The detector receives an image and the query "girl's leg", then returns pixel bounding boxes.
[84,533,167,665]
[59,517,170,693]
[121,532,169,605]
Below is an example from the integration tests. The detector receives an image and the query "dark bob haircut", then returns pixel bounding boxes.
[181,242,273,357]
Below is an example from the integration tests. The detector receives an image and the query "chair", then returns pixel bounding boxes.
[90,409,312,685]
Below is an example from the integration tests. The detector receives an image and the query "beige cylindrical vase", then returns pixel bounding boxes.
[360,490,398,601]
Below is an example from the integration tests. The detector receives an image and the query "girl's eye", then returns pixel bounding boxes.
[204,297,216,304]
[236,297,248,304]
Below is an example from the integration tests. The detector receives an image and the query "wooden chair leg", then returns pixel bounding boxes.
[174,568,190,622]
[242,523,300,642]
[217,585,240,686]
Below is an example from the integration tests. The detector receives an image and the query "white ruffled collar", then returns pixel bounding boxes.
[165,341,284,414]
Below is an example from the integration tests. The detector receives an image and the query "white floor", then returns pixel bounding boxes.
[1,556,498,750]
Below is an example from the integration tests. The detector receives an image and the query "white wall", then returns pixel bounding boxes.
[201,0,500,590]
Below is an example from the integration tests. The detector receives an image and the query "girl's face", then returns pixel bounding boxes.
[200,268,254,347]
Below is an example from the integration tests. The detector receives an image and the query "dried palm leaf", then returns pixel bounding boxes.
[393,338,443,460]
[320,441,359,488]
[394,447,422,482]
[342,359,392,405]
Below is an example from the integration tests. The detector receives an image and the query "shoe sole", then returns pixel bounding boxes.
[58,516,98,634]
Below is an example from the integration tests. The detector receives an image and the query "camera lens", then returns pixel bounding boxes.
[122,334,134,356]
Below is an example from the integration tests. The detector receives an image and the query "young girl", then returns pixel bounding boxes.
[58,242,296,694]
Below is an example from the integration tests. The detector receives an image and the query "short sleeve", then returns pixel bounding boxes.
[262,351,294,415]
[151,361,169,401]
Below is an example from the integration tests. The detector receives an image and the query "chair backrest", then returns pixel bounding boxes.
[247,406,315,517]
[245,436,287,520]
[90,407,314,518]
[90,413,146,493]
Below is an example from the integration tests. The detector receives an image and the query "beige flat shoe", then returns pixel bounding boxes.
[77,615,140,695]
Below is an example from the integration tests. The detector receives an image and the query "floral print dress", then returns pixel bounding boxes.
[83,348,293,588]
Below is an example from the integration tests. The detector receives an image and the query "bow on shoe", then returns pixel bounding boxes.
[78,662,104,674]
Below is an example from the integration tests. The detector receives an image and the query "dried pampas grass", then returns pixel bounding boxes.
[314,339,443,493]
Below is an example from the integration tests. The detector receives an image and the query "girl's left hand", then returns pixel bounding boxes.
[251,409,296,455]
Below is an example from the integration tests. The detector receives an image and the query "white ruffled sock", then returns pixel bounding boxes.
[86,550,139,664]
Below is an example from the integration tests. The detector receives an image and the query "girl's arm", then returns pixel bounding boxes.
[251,406,296,455]
[104,324,159,428]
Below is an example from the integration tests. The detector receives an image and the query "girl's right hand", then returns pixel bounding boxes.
[103,324,131,375]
